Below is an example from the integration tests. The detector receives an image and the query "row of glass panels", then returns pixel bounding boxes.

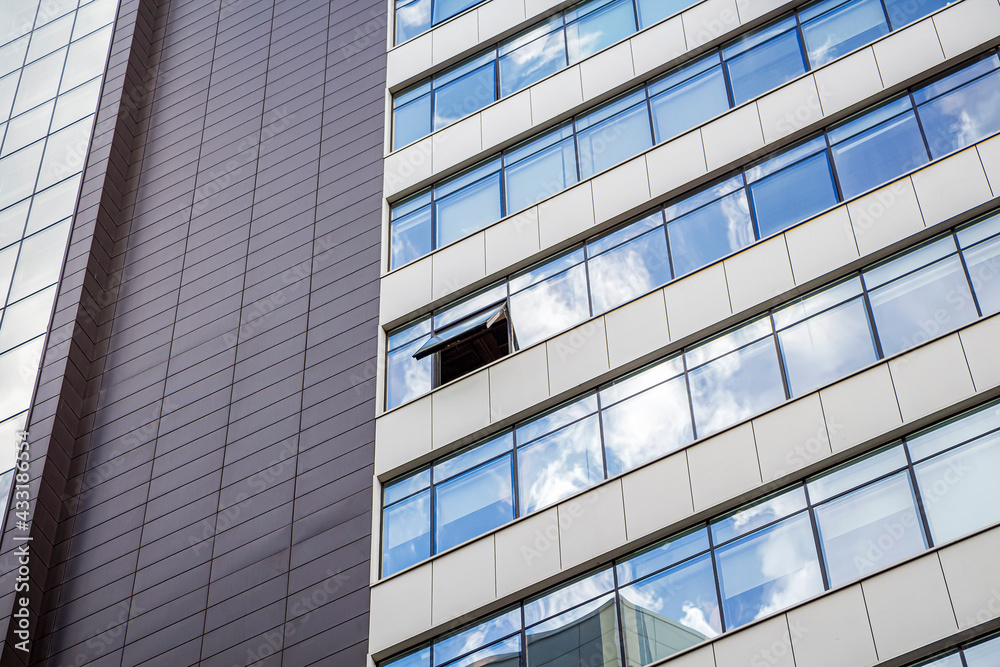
[381,207,1000,577]
[917,633,1000,667]
[383,396,1000,667]
[390,30,1000,269]
[388,0,981,270]
[393,0,948,148]
[0,0,118,484]
[386,51,1000,408]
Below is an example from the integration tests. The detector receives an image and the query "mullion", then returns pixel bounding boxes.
[901,439,936,549]
[807,505,831,590]
[706,519,728,632]
[770,314,793,400]
[907,90,935,164]
[956,233,986,319]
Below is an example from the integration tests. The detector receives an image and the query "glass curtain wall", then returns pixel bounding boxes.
[382,398,1000,667]
[381,209,1000,574]
[0,0,119,520]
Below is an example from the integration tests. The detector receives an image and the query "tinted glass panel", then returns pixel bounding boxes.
[509,262,589,348]
[435,172,501,247]
[435,455,514,552]
[435,609,521,666]
[518,414,604,513]
[397,0,431,42]
[8,219,70,301]
[394,95,431,149]
[883,0,949,28]
[387,338,432,409]
[726,28,806,105]
[914,431,1000,543]
[499,23,567,96]
[814,472,925,586]
[801,0,889,67]
[526,593,622,667]
[750,151,839,238]
[619,554,721,665]
[918,68,1000,158]
[565,0,636,63]
[637,0,693,27]
[965,635,1000,667]
[666,189,754,277]
[831,107,928,200]
[0,336,44,423]
[964,235,1000,315]
[382,489,431,576]
[577,101,653,179]
[778,297,877,396]
[505,136,577,213]
[715,512,824,629]
[650,65,729,142]
[433,62,496,131]
[688,337,785,437]
[867,255,978,358]
[588,228,670,314]
[602,376,693,477]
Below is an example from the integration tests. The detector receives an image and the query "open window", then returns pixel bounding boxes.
[414,303,510,385]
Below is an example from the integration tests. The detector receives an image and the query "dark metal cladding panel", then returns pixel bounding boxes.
[0,0,385,663]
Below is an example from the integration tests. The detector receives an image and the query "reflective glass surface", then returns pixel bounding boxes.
[587,227,670,315]
[602,376,692,476]
[802,0,889,66]
[382,489,431,576]
[383,397,1000,665]
[917,61,1000,158]
[435,454,514,552]
[715,512,824,628]
[750,151,839,238]
[509,261,589,348]
[725,24,807,105]
[814,472,925,586]
[518,414,604,513]
[666,189,754,277]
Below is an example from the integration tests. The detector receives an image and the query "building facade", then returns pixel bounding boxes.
[0,0,999,665]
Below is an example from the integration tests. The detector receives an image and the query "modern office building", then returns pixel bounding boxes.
[1,0,999,664]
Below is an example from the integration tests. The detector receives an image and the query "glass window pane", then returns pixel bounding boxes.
[381,488,431,576]
[715,512,824,629]
[957,210,1000,248]
[26,12,73,62]
[637,0,694,27]
[505,136,577,213]
[435,454,514,552]
[8,219,70,301]
[965,635,1000,666]
[384,647,430,667]
[37,115,91,190]
[499,22,567,96]
[391,206,432,269]
[435,608,521,666]
[964,234,1000,315]
[526,592,621,667]
[435,432,513,482]
[431,0,479,25]
[588,228,670,315]
[685,316,773,369]
[396,0,430,42]
[726,28,806,106]
[3,100,54,157]
[0,199,29,250]
[0,284,56,352]
[511,246,584,293]
[13,47,65,115]
[778,297,877,396]
[384,468,431,506]
[433,282,507,330]
[602,376,693,477]
[565,0,636,63]
[446,636,521,667]
[25,173,79,235]
[386,337,432,409]
[883,0,949,28]
[831,108,928,200]
[666,189,754,277]
[814,472,925,587]
[433,62,495,131]
[517,414,604,513]
[393,94,431,150]
[807,444,908,502]
[51,76,101,131]
[435,172,501,247]
[0,412,25,471]
[906,399,1000,462]
[773,276,863,329]
[526,569,616,626]
[577,101,652,179]
[509,262,589,348]
[73,0,118,39]
[689,337,785,437]
[0,72,19,122]
[918,69,1000,159]
[0,36,28,78]
[588,212,661,256]
[617,527,710,585]
[914,430,1000,543]
[620,553,720,665]
[801,0,889,67]
[863,236,955,289]
[750,151,839,238]
[868,255,978,358]
[913,653,963,667]
[0,243,16,304]
[600,355,685,408]
[650,64,729,143]
[0,336,45,423]
[712,487,807,545]
[60,25,112,92]
[516,394,598,445]
[0,141,44,210]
